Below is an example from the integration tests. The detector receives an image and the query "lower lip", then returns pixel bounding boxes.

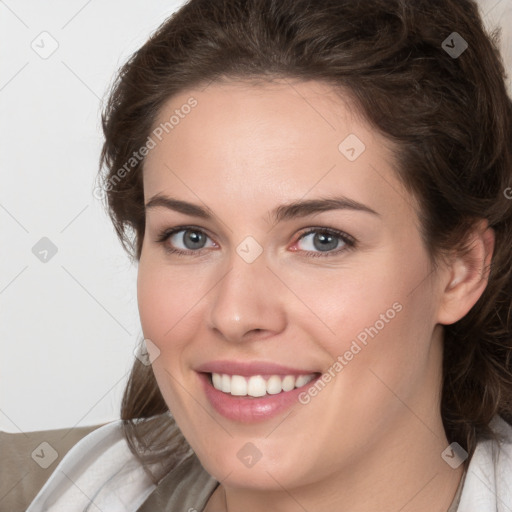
[197,372,320,423]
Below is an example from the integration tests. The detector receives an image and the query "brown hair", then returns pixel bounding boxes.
[97,0,512,484]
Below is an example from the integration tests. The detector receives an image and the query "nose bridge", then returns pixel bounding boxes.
[207,242,285,342]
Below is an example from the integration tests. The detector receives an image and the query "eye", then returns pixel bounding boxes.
[292,228,355,257]
[155,226,216,255]
[155,225,355,258]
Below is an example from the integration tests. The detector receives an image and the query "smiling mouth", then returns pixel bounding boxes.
[207,372,320,397]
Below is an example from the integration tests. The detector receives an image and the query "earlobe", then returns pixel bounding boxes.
[436,220,495,325]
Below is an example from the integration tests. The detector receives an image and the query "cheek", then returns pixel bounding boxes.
[275,261,405,357]
[136,262,201,417]
[319,282,438,432]
[284,245,436,386]
[137,259,204,350]
[137,264,169,344]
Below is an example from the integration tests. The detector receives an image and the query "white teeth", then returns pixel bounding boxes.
[231,375,247,396]
[266,375,282,395]
[247,375,267,397]
[212,373,222,390]
[281,375,296,392]
[210,372,316,397]
[221,374,231,393]
[295,375,312,388]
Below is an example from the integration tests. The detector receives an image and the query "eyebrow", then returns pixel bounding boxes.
[144,193,379,223]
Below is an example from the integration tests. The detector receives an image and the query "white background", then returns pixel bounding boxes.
[1,0,511,433]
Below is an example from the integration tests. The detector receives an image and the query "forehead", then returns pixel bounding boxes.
[145,79,364,170]
[142,79,415,221]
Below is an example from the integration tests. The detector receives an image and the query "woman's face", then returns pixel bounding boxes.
[137,79,452,491]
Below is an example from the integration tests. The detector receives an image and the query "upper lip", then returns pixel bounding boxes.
[195,360,320,377]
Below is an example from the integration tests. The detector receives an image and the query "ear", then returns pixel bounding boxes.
[436,220,495,325]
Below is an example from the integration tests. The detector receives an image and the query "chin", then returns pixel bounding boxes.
[198,443,314,491]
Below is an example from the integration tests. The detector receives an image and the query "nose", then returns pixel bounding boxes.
[207,249,287,343]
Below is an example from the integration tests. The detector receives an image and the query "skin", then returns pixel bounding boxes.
[137,79,494,511]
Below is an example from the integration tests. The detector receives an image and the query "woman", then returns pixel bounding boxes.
[27,0,512,510]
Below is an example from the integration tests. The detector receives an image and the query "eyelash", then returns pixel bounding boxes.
[154,225,356,258]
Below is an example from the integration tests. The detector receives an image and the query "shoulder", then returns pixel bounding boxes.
[26,419,158,512]
[458,415,512,512]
